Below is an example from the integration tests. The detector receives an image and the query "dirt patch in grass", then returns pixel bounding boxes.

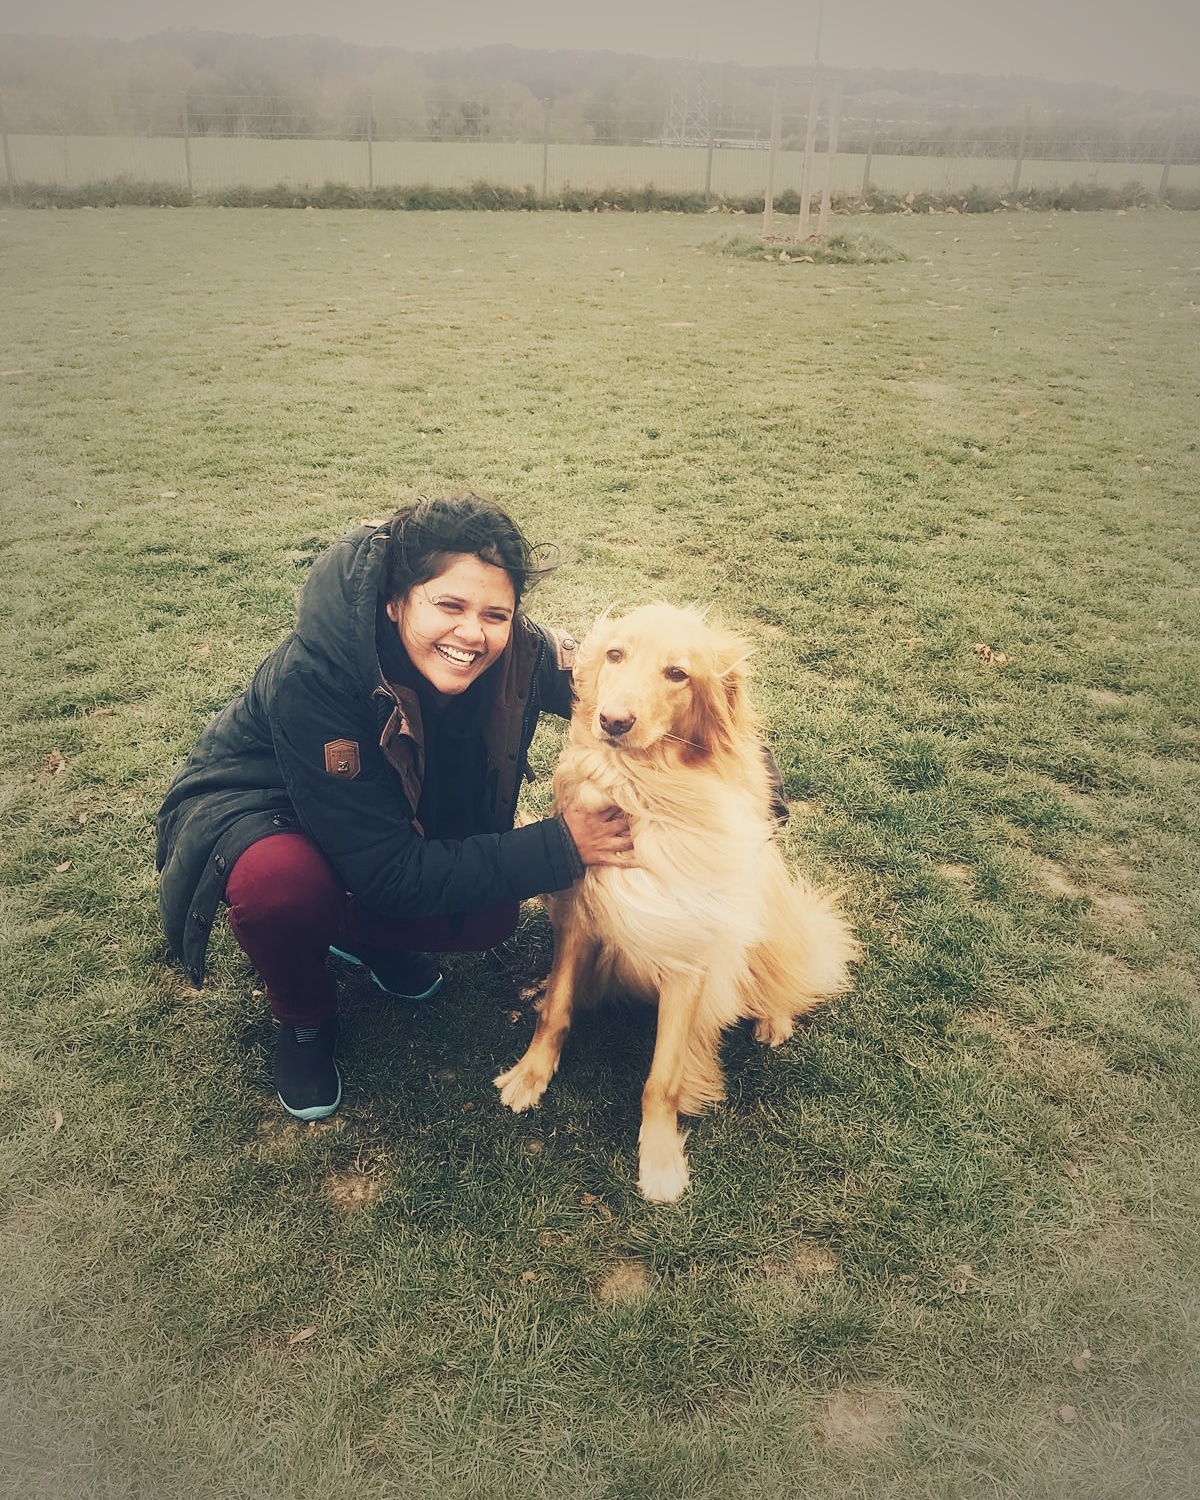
[323,1168,382,1212]
[596,1258,650,1303]
[970,1009,1045,1055]
[761,1238,841,1285]
[1056,784,1095,814]
[1032,856,1087,899]
[1090,890,1144,925]
[815,1384,907,1450]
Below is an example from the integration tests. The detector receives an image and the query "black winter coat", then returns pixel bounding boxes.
[156,521,582,986]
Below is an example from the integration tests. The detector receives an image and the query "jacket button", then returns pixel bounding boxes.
[272,815,291,828]
[193,913,209,929]
[213,855,227,873]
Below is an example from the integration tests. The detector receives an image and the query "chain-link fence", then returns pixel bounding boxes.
[3,88,1196,204]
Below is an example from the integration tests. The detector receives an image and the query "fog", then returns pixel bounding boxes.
[1,0,1197,97]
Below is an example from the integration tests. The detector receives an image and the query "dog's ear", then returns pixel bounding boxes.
[713,628,755,735]
[570,612,615,717]
[676,627,754,765]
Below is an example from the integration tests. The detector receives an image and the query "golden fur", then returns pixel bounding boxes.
[495,603,859,1202]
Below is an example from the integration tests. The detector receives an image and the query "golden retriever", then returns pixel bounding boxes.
[494,603,859,1202]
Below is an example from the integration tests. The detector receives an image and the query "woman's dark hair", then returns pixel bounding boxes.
[384,494,556,607]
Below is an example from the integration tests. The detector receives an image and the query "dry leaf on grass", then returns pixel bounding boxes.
[287,1326,317,1346]
[54,861,72,873]
[973,642,1012,666]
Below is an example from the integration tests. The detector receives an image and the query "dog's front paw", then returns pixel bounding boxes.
[494,1058,552,1113]
[753,1013,794,1047]
[637,1134,691,1203]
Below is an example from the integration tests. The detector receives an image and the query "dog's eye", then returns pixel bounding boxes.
[664,666,689,683]
[605,648,624,663]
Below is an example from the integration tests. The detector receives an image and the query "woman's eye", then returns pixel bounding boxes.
[605,648,624,663]
[664,666,689,683]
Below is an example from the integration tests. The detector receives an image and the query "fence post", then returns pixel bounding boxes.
[1157,112,1178,206]
[0,91,15,205]
[762,80,781,237]
[861,108,876,199]
[704,113,714,202]
[797,73,821,238]
[182,96,193,197]
[1012,103,1030,195]
[367,95,374,191]
[816,75,843,236]
[541,98,550,200]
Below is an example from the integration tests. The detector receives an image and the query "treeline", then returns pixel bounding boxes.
[0,29,1195,158]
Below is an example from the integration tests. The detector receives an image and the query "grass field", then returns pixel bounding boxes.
[2,205,1199,1499]
[9,130,1199,200]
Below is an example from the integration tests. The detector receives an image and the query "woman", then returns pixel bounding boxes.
[156,495,633,1121]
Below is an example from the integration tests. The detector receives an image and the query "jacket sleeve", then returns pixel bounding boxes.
[268,662,581,919]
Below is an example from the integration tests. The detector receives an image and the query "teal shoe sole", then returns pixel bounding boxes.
[277,1068,343,1122]
[328,944,444,1002]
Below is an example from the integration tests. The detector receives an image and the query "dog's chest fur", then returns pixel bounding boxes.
[555,745,773,980]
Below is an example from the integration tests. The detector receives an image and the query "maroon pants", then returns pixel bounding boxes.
[224,832,519,1026]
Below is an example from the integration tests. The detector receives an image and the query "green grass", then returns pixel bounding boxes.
[1,205,1199,1498]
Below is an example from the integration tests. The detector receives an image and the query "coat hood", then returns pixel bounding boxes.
[292,523,390,691]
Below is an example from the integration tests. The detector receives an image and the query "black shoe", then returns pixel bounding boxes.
[328,942,444,1001]
[274,1019,342,1121]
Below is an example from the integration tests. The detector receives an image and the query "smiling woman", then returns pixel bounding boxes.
[387,555,517,695]
[154,493,636,1121]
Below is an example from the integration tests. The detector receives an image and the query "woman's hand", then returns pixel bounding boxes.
[560,802,636,867]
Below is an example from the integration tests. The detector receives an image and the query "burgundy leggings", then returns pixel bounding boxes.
[224,832,519,1026]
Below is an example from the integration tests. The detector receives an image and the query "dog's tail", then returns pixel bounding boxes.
[749,868,860,1024]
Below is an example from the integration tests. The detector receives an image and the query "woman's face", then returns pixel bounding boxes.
[387,552,517,696]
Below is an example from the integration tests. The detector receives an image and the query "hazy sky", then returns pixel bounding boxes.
[2,1,1198,97]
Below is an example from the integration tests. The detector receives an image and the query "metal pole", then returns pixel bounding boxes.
[797,74,820,239]
[861,108,876,199]
[367,95,374,191]
[1012,103,1030,195]
[542,98,550,199]
[705,112,714,201]
[0,91,16,205]
[817,75,843,237]
[762,80,781,237]
[182,96,193,197]
[1158,112,1178,206]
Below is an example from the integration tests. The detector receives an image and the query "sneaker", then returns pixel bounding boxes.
[328,942,444,1001]
[274,1019,342,1121]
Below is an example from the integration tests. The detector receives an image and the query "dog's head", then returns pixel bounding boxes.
[572,603,756,764]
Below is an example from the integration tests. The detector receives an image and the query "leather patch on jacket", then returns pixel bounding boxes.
[552,630,578,672]
[324,738,361,778]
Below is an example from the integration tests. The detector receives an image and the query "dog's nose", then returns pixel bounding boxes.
[599,711,636,738]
